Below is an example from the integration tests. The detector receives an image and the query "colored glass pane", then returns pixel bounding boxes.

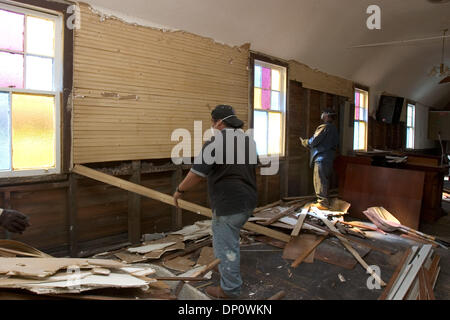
[26,16,55,57]
[271,69,281,91]
[12,94,55,170]
[262,89,271,110]
[271,91,280,111]
[355,106,359,120]
[254,65,262,88]
[0,92,11,171]
[254,111,268,156]
[268,112,282,155]
[254,88,262,109]
[353,121,359,150]
[0,52,24,88]
[26,55,53,91]
[358,121,366,150]
[0,9,24,52]
[359,106,365,121]
[262,67,271,89]
[355,92,360,107]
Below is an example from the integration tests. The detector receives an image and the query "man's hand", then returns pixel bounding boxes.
[299,137,310,149]
[173,191,183,208]
[0,209,30,234]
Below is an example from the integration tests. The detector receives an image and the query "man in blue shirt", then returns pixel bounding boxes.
[300,109,339,210]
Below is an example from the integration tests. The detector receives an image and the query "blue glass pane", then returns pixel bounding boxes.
[0,92,11,170]
[271,91,280,111]
[254,111,268,156]
[254,65,262,88]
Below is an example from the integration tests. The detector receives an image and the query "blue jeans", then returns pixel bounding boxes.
[313,160,333,206]
[212,210,252,298]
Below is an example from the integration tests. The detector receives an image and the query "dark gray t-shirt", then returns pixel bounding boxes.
[191,129,258,216]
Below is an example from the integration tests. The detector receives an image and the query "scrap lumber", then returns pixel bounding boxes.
[387,245,433,300]
[173,258,221,298]
[73,165,291,243]
[338,221,378,232]
[291,236,326,268]
[308,220,394,256]
[309,209,386,286]
[162,239,212,262]
[315,238,371,270]
[283,234,319,263]
[261,204,303,226]
[378,248,412,300]
[291,208,309,237]
[254,200,282,214]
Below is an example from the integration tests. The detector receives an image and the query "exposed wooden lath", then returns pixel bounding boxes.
[73,3,249,164]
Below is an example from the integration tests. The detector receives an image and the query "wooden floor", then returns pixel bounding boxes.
[198,209,450,300]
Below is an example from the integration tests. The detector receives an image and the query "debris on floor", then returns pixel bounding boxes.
[379,245,441,300]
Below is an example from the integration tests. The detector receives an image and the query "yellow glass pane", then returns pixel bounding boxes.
[12,94,55,170]
[358,121,366,150]
[268,112,282,155]
[271,69,281,91]
[254,88,262,109]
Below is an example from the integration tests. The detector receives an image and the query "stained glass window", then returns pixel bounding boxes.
[26,55,53,91]
[0,52,24,89]
[0,4,61,176]
[0,9,24,52]
[253,60,286,156]
[406,104,415,149]
[353,88,368,151]
[0,92,11,171]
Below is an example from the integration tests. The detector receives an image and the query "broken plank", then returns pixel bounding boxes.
[311,211,387,286]
[291,208,308,237]
[73,165,291,243]
[378,248,412,300]
[291,236,326,268]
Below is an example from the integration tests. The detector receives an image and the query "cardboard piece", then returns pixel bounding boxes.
[0,258,125,279]
[282,234,318,263]
[196,247,216,267]
[163,256,196,272]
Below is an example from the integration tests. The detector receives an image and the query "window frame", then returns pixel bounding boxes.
[406,103,415,150]
[353,87,369,151]
[251,58,288,159]
[0,2,63,178]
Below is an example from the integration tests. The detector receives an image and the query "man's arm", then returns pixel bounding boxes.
[308,125,329,148]
[173,171,205,207]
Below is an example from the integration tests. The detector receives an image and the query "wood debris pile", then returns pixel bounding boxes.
[0,240,156,296]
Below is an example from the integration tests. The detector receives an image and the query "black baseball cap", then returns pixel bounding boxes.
[211,105,244,129]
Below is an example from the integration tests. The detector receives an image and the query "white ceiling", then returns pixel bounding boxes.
[82,0,450,108]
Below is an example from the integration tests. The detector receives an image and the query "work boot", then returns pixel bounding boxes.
[205,286,237,300]
[311,202,330,211]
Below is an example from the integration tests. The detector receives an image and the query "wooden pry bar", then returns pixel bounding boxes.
[72,165,291,243]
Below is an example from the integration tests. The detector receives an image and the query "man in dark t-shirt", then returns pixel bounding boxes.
[173,105,257,299]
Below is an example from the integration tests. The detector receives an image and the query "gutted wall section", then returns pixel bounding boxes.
[288,60,354,99]
[73,3,249,164]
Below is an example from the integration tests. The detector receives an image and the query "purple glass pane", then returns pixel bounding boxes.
[355,106,359,120]
[262,67,271,89]
[0,52,24,88]
[355,92,360,107]
[262,89,271,110]
[0,9,24,52]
